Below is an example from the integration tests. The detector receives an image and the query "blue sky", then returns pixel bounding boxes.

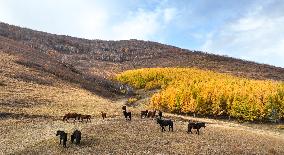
[0,0,284,67]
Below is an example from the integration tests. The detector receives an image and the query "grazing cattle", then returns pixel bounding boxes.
[123,110,131,121]
[80,114,91,122]
[187,121,206,135]
[156,118,173,132]
[101,112,107,119]
[147,110,156,118]
[141,110,148,118]
[71,130,81,145]
[158,111,163,119]
[63,113,80,122]
[56,130,67,147]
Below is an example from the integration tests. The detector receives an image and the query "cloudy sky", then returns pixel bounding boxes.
[0,0,284,67]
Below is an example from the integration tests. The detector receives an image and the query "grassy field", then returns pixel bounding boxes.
[1,114,284,154]
[1,52,284,154]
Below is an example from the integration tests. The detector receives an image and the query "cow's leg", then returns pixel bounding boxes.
[71,135,74,143]
[197,129,199,135]
[63,140,67,147]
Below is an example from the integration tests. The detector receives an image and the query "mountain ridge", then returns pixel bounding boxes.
[1,21,284,82]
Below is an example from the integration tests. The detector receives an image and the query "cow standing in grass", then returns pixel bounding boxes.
[156,118,173,132]
[123,110,131,121]
[141,110,148,119]
[147,110,156,118]
[101,112,107,119]
[187,121,206,135]
[80,114,91,122]
[56,130,67,147]
[63,113,80,122]
[71,130,81,145]
[122,105,131,121]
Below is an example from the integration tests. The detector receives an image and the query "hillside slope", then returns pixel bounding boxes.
[0,35,130,98]
[1,22,284,155]
[0,36,123,117]
[1,22,284,81]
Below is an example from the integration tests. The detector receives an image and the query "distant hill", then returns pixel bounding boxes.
[1,21,284,90]
[0,33,125,98]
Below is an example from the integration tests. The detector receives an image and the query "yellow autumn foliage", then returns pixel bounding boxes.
[116,68,284,121]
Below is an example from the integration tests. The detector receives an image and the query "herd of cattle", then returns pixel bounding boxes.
[56,105,206,148]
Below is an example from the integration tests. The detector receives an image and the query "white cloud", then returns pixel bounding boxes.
[201,1,284,67]
[163,8,177,24]
[0,0,179,42]
[230,17,266,31]
[76,4,110,39]
[111,9,161,40]
[111,7,177,40]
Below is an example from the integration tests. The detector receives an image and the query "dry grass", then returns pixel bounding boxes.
[1,52,284,154]
[0,52,120,118]
[1,117,283,155]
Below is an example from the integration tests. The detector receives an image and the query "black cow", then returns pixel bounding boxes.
[158,111,163,119]
[56,130,67,147]
[71,130,81,144]
[123,110,131,121]
[122,105,127,111]
[156,118,173,132]
[187,121,206,135]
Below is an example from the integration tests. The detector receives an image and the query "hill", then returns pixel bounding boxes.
[1,22,284,82]
[1,22,284,154]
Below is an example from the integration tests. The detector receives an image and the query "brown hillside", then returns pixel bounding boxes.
[1,22,284,81]
[0,36,123,98]
[1,22,284,155]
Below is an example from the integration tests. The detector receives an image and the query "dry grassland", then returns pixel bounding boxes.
[1,52,284,154]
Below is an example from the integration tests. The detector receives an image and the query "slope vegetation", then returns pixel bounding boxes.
[116,68,284,121]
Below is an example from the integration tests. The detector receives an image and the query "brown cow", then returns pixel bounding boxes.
[101,112,107,119]
[147,110,156,118]
[63,113,80,122]
[80,114,91,122]
[141,110,148,119]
